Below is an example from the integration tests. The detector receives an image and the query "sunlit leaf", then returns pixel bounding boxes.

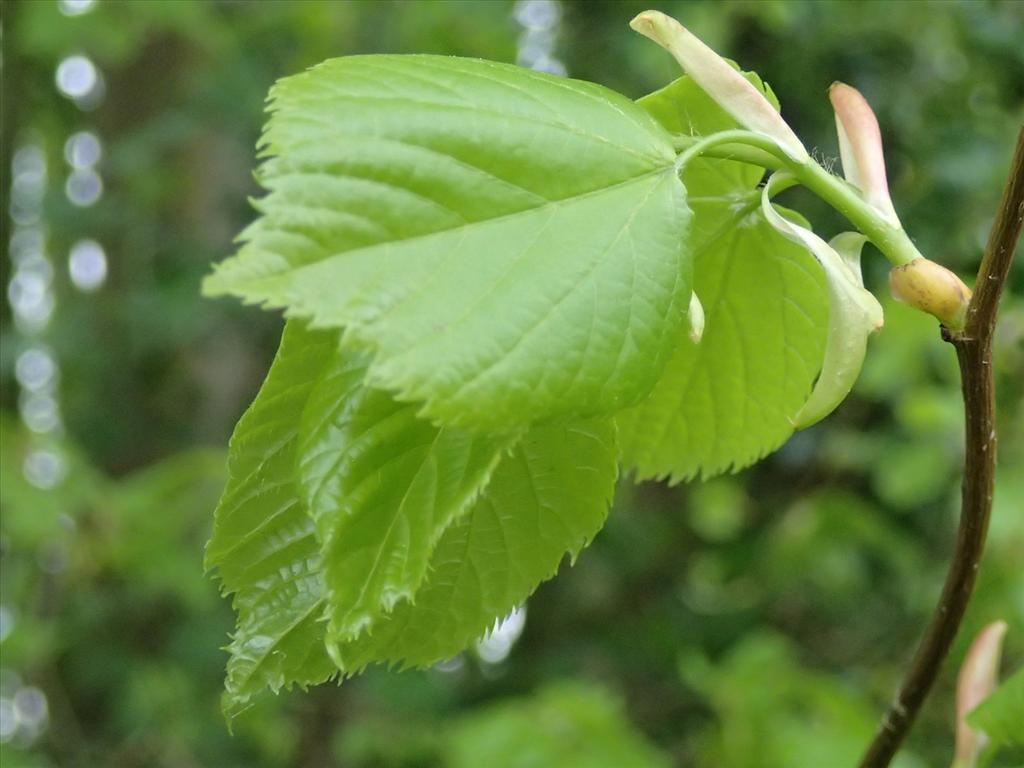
[204,55,692,430]
[207,322,617,708]
[616,207,826,481]
[615,74,827,481]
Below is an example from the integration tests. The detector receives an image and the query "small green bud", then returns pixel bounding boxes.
[889,257,972,329]
[687,291,705,344]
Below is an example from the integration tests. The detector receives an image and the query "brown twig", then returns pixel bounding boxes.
[858,125,1024,768]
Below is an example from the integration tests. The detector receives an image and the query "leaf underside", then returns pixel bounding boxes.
[615,204,826,482]
[616,73,828,482]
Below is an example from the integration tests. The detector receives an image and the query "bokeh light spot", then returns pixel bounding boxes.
[65,168,103,206]
[58,0,97,16]
[69,239,107,291]
[15,347,58,392]
[64,131,102,169]
[55,55,98,99]
[476,605,527,665]
[23,450,66,490]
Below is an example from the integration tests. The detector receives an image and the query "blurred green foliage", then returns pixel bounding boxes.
[442,681,672,768]
[2,1,1022,766]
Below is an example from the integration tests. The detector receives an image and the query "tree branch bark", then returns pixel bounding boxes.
[858,125,1024,768]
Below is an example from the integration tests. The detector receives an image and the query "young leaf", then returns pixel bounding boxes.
[616,74,828,481]
[760,175,884,428]
[204,55,692,430]
[630,10,807,162]
[205,321,336,718]
[208,322,616,709]
[297,350,519,642]
[330,418,617,671]
[616,207,826,481]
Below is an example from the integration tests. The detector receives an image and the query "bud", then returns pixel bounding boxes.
[953,621,1008,768]
[889,258,972,329]
[829,83,900,226]
[630,10,808,162]
[687,291,705,344]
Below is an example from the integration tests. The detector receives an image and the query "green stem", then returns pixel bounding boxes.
[789,160,921,266]
[676,129,925,267]
[674,129,789,172]
[671,134,784,170]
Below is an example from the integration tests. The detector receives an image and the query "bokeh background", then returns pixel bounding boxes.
[2,1,1023,766]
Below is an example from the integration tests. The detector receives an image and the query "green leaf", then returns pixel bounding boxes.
[969,667,1024,754]
[616,204,827,482]
[205,320,335,718]
[615,75,828,482]
[203,55,692,430]
[296,349,518,642]
[331,418,617,671]
[208,322,617,707]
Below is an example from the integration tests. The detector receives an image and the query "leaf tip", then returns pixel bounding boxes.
[220,691,255,730]
[955,620,1009,767]
[628,10,666,37]
[200,271,227,298]
[629,10,806,162]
